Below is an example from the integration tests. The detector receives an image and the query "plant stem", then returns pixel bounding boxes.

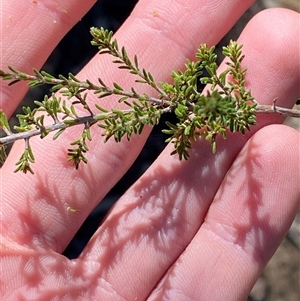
[256,104,300,118]
[1,103,298,147]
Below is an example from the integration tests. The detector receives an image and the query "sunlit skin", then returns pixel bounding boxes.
[1,1,299,300]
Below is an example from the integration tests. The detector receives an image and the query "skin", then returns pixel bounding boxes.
[0,0,299,300]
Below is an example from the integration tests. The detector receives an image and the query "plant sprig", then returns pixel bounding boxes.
[0,27,299,173]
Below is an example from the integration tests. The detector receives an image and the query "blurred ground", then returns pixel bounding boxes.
[5,0,299,300]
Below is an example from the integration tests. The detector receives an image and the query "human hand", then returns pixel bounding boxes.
[1,1,299,300]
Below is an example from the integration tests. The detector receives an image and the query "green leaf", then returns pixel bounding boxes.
[0,145,7,164]
[113,82,124,91]
[95,104,109,112]
[134,55,139,69]
[53,129,65,140]
[0,110,11,133]
[63,119,77,125]
[84,127,92,141]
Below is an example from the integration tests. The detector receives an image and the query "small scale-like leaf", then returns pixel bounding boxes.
[135,79,147,84]
[53,129,65,140]
[98,92,113,98]
[118,66,131,70]
[184,125,191,136]
[119,97,130,103]
[112,60,124,64]
[70,105,78,118]
[40,70,55,79]
[0,145,7,164]
[68,73,80,82]
[58,74,68,81]
[85,127,92,141]
[28,80,43,88]
[134,55,139,69]
[63,119,77,125]
[147,72,154,83]
[113,82,124,91]
[0,109,11,133]
[8,79,21,86]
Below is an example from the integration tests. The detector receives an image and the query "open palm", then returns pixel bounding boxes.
[1,1,299,300]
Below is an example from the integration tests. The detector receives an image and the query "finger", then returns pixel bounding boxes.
[148,125,299,301]
[0,0,96,116]
[78,8,300,300]
[1,0,255,253]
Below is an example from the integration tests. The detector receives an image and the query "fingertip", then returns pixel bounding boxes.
[237,8,300,106]
[240,8,299,58]
[207,123,300,254]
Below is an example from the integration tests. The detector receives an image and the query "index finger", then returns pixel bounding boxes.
[0,0,96,117]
